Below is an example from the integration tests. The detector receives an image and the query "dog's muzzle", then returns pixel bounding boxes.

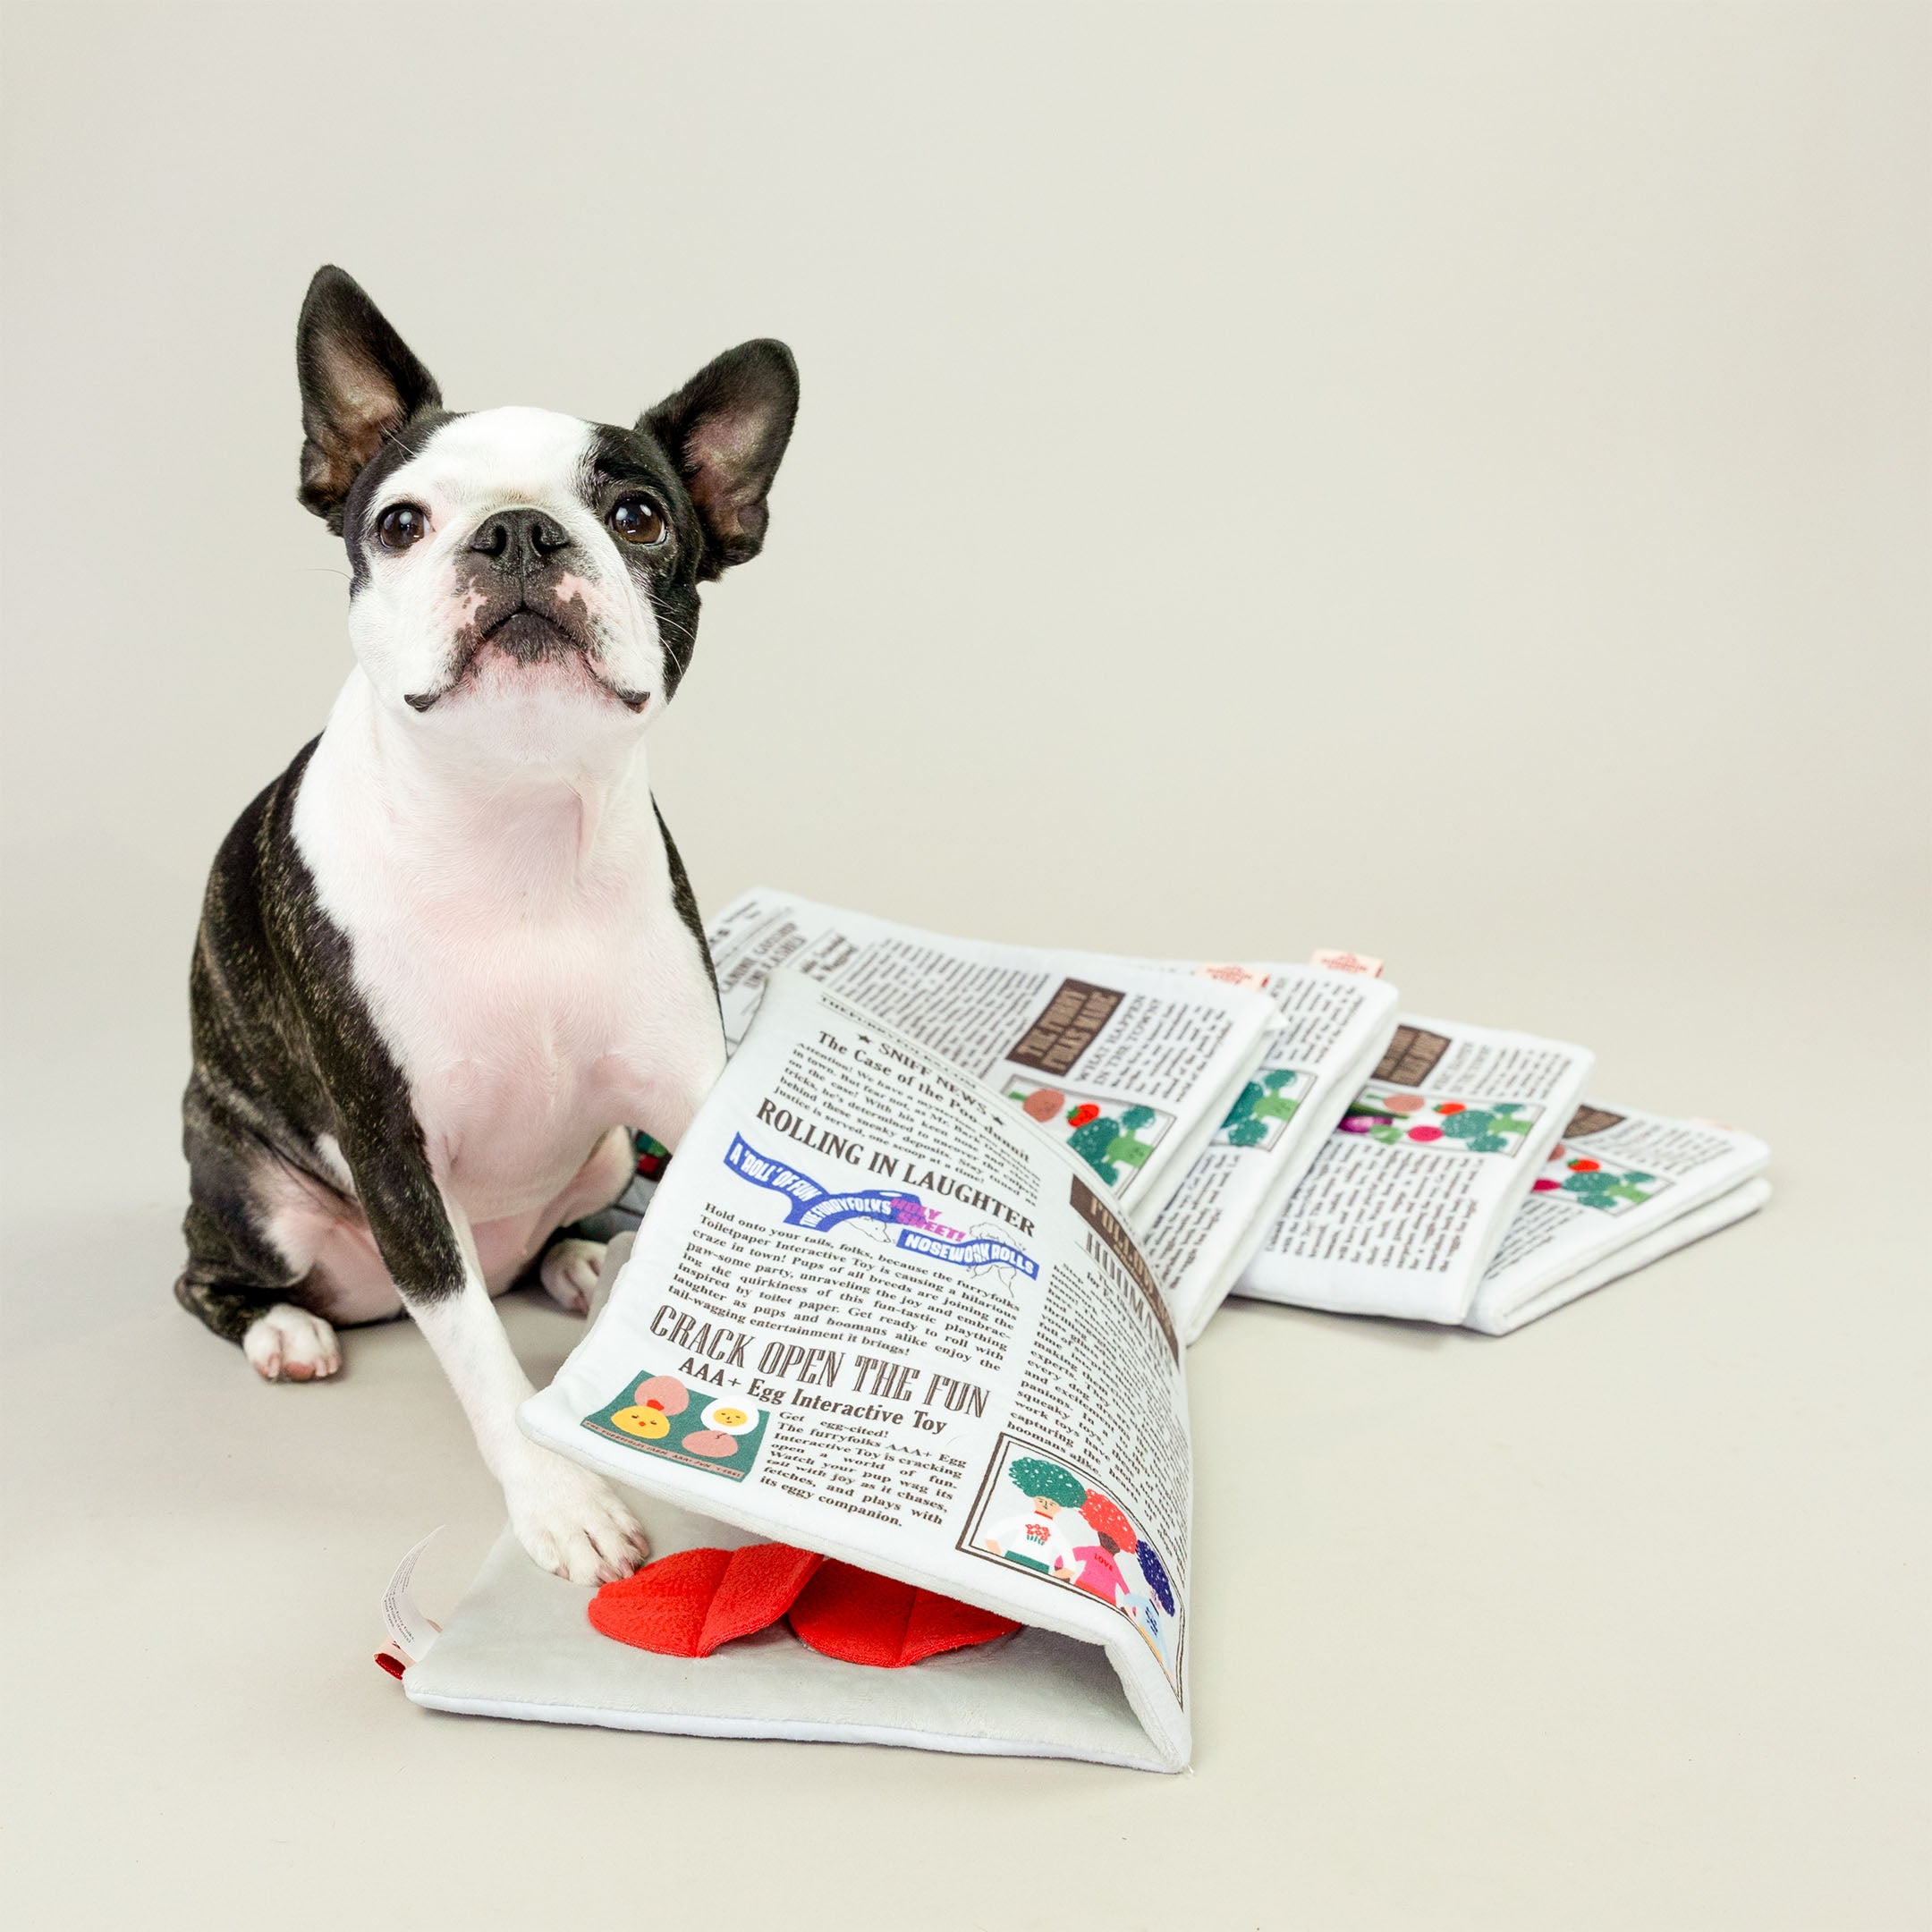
[402,519,651,714]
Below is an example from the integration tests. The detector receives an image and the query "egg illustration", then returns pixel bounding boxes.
[610,1404,673,1440]
[699,1399,757,1436]
[632,1374,690,1414]
[682,1429,741,1458]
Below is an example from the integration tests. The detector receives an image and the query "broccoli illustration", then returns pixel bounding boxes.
[1067,1114,1126,1185]
[1437,1106,1530,1155]
[1220,1069,1302,1148]
[1562,1165,1657,1209]
[1064,1102,1160,1186]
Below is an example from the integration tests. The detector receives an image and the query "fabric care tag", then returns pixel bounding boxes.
[376,1527,445,1679]
[1309,948,1385,978]
[1194,962,1273,992]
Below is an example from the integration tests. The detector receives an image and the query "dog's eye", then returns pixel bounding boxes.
[609,496,666,547]
[376,504,429,551]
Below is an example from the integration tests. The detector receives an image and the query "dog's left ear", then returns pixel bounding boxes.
[296,266,443,533]
[643,341,799,577]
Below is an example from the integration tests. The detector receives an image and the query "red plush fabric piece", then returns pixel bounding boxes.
[589,1544,823,1658]
[787,1558,1021,1666]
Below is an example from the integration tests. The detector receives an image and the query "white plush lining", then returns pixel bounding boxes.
[403,1493,1171,1772]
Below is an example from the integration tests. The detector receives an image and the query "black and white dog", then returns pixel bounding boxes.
[177,267,796,1582]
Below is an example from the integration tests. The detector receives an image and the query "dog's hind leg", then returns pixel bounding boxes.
[175,1208,343,1382]
[536,1237,607,1316]
[530,1126,634,1314]
[177,1082,343,1381]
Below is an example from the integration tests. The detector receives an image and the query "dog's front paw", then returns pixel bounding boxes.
[242,1304,343,1382]
[507,1453,649,1584]
[538,1236,606,1316]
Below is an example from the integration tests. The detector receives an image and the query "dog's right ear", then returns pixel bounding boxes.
[296,267,442,532]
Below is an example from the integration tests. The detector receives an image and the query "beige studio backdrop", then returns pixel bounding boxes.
[2,5,1925,1929]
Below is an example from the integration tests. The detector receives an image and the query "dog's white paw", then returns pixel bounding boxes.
[507,1453,649,1584]
[242,1304,343,1382]
[538,1237,606,1317]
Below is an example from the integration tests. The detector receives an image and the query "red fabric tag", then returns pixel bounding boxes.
[589,1544,824,1658]
[787,1559,1020,1667]
[1309,947,1385,978]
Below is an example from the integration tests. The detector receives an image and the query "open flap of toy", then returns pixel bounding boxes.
[425,970,1198,1768]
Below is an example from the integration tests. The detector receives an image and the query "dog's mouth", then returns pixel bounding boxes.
[403,604,650,715]
[484,606,572,654]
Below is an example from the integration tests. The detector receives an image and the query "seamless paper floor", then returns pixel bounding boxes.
[4,4,1924,1924]
[4,935,1924,1931]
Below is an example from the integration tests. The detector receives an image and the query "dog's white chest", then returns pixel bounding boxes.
[366,889,716,1208]
[292,683,724,1219]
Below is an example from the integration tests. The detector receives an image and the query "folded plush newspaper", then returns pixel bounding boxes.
[394,903,1772,1769]
[1091,959,1402,1343]
[1462,1104,1772,1335]
[1234,1016,1597,1324]
[407,970,1197,1770]
[704,889,1281,1231]
[617,897,1763,1337]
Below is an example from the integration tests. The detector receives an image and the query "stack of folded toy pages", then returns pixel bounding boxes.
[691,892,1771,1341]
[1222,1018,1769,1335]
[389,894,1769,1766]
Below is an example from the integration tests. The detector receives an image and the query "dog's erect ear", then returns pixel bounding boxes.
[643,341,799,576]
[296,267,442,532]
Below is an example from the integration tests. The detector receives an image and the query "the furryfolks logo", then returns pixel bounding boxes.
[724,1135,1039,1278]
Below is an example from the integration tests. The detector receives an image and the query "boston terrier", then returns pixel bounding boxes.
[176,267,796,1582]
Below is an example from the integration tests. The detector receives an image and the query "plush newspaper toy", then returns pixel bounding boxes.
[617,896,1770,1341]
[1460,1105,1770,1334]
[700,888,1283,1233]
[402,968,1216,1771]
[386,902,1769,1773]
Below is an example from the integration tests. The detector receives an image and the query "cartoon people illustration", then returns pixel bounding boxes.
[1119,1539,1177,1665]
[1068,1489,1138,1607]
[979,1456,1088,1581]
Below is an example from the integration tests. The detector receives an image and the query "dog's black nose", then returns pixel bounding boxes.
[468,507,572,574]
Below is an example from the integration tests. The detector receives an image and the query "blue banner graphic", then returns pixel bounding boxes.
[724,1135,1039,1278]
